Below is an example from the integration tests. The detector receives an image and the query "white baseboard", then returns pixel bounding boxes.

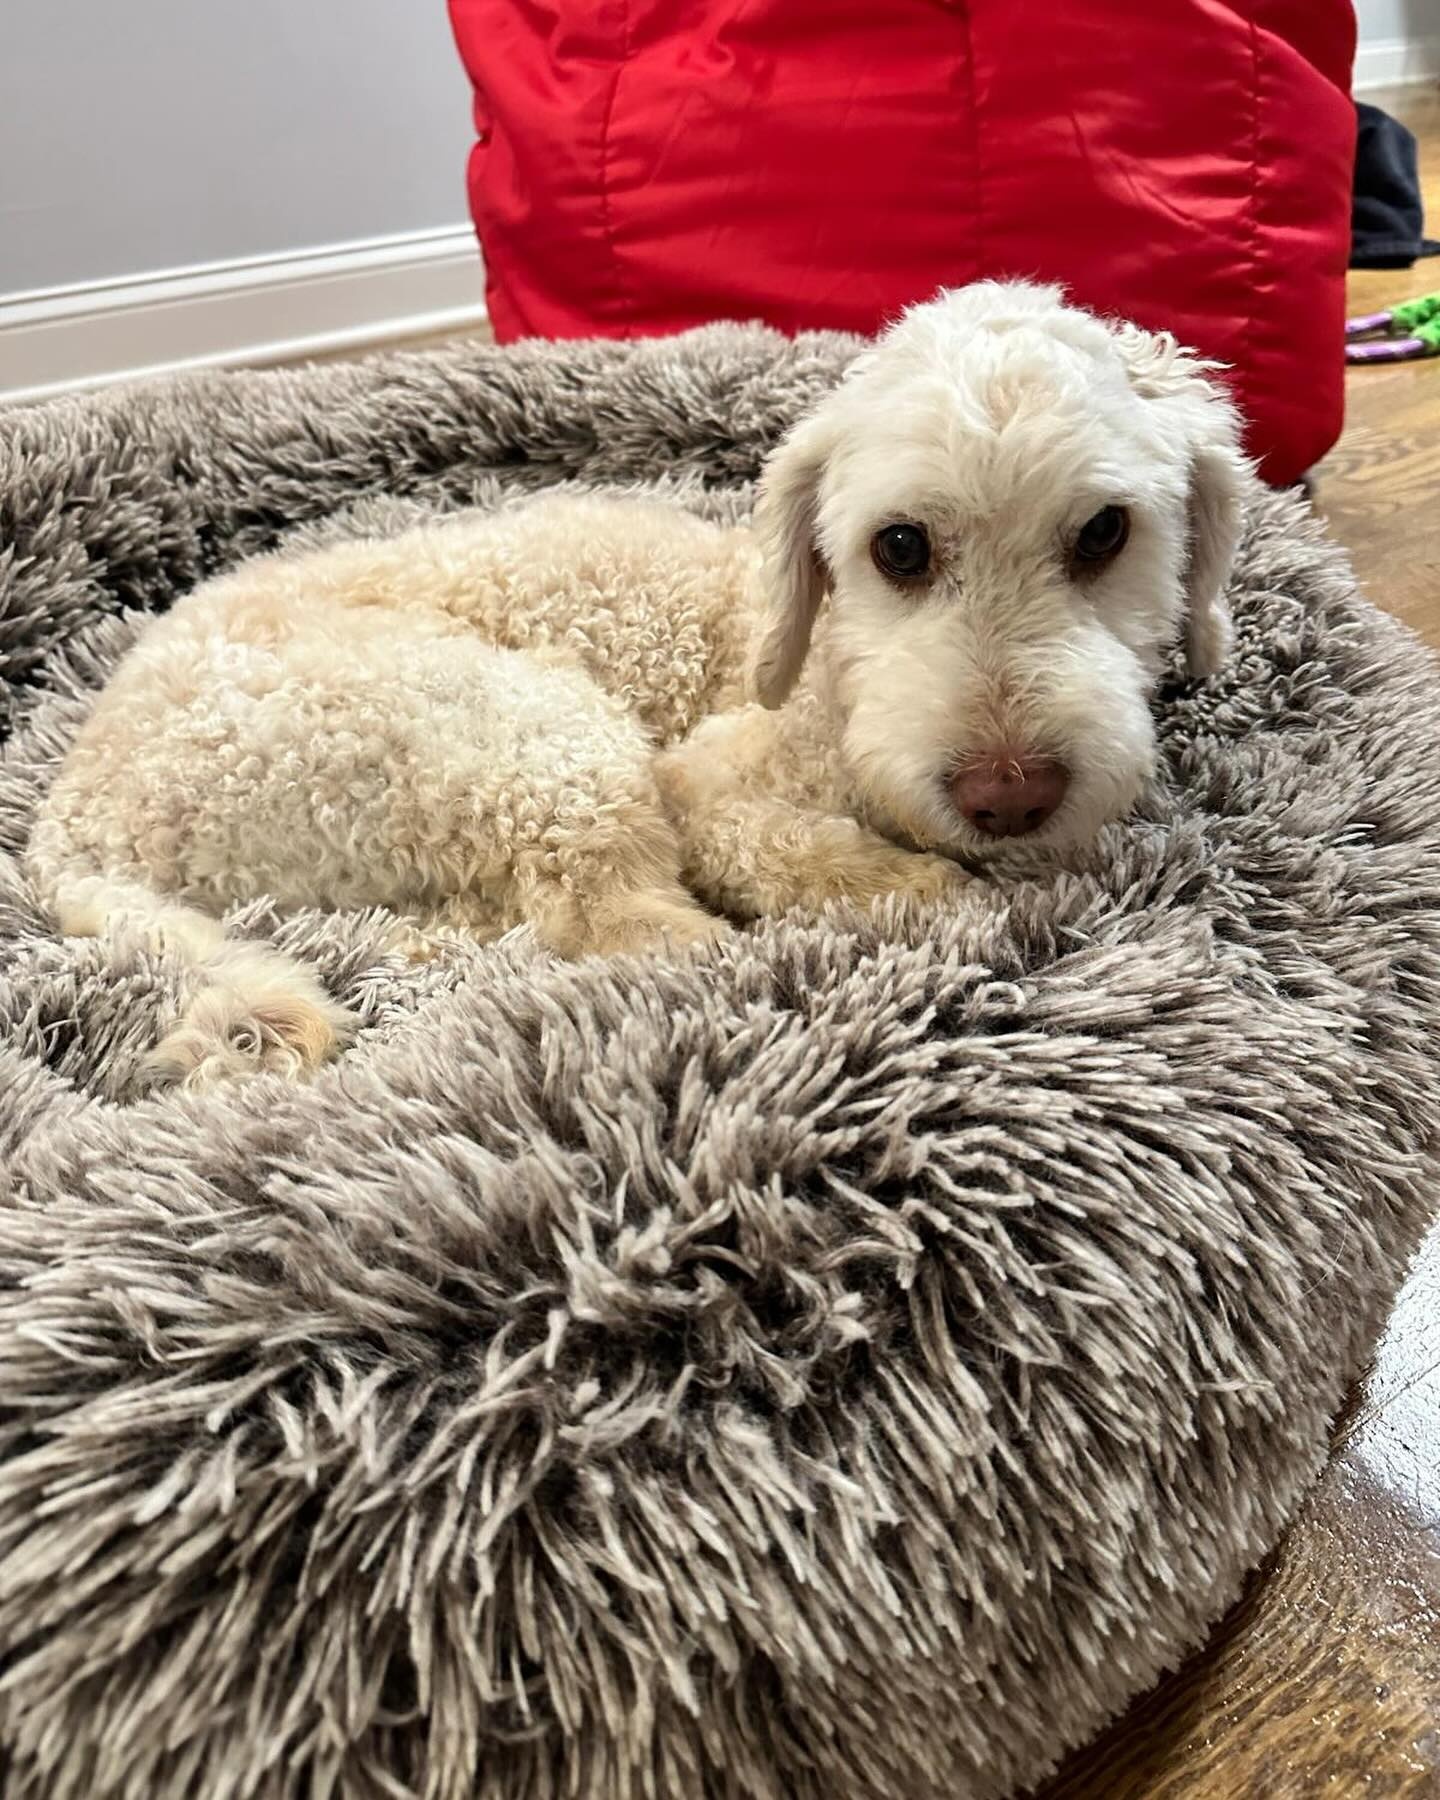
[0,226,487,407]
[1354,35,1440,92]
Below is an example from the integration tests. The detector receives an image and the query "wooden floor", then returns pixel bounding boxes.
[1039,82,1440,1800]
[1318,85,1440,649]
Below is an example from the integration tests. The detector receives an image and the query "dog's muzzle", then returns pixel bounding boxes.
[951,755,1070,838]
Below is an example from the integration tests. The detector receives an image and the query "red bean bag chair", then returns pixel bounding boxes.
[448,0,1355,487]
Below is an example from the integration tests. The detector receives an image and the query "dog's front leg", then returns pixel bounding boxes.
[655,707,968,922]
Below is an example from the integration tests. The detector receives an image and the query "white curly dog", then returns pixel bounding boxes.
[28,281,1248,1087]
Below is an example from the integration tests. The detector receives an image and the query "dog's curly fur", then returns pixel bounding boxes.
[27,283,1246,1089]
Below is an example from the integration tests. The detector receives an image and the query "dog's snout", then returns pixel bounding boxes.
[951,756,1070,838]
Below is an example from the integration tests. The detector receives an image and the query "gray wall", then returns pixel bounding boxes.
[0,0,473,298]
[1355,0,1440,44]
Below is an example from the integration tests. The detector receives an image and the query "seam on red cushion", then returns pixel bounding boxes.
[1247,19,1321,482]
[1238,11,1263,463]
[596,2,633,339]
[961,1,983,290]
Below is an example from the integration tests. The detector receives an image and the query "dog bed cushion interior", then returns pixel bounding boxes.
[0,328,1437,1800]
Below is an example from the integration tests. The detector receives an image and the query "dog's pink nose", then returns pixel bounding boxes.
[951,756,1070,838]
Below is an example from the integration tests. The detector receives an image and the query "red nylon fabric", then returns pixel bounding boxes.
[449,0,1355,484]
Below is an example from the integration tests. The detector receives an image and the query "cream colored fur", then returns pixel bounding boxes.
[27,281,1247,1089]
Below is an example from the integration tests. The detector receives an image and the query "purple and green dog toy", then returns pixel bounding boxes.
[1346,292,1440,364]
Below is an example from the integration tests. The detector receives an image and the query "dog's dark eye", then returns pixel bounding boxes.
[871,523,931,581]
[1073,505,1130,567]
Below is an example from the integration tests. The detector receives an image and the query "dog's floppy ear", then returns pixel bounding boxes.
[748,412,836,708]
[1110,322,1250,679]
[1182,437,1247,678]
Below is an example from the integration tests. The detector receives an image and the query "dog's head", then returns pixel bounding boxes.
[748,281,1250,858]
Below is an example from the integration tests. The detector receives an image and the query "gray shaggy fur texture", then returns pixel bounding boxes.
[0,328,1438,1800]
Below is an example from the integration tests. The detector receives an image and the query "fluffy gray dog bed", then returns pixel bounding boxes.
[1,329,1437,1800]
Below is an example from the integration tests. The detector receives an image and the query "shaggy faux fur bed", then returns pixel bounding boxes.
[1,329,1437,1800]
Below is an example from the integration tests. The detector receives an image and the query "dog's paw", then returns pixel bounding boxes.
[892,852,971,906]
[385,920,475,966]
[145,992,355,1092]
[652,910,736,954]
[810,846,968,912]
[143,945,357,1093]
[582,896,733,959]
